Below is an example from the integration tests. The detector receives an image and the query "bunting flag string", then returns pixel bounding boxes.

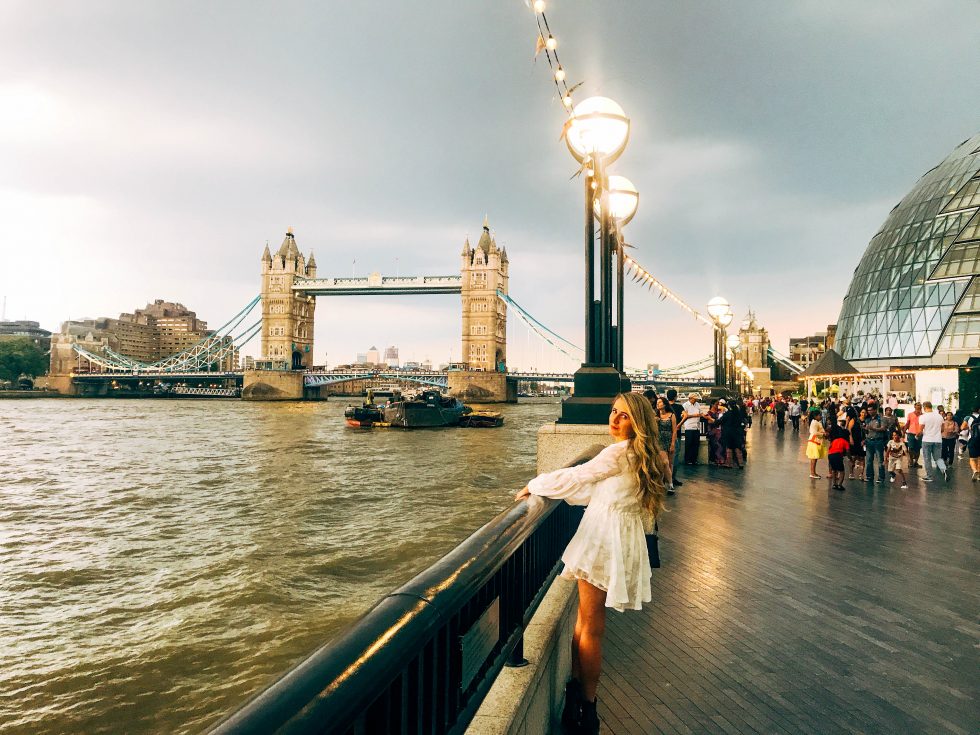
[622,254,723,333]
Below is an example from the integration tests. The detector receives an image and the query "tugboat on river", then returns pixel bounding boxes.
[383,389,466,428]
[344,389,502,429]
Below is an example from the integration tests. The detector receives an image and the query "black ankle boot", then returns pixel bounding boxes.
[579,697,600,734]
[561,678,584,731]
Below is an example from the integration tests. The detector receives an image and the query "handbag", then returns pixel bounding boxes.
[646,520,661,568]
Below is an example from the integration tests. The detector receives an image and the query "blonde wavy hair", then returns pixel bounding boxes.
[615,392,671,519]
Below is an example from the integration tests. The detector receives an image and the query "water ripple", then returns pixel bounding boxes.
[0,397,558,734]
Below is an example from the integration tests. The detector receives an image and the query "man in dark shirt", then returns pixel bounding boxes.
[665,388,684,491]
[863,404,887,483]
[643,388,657,408]
[774,398,787,431]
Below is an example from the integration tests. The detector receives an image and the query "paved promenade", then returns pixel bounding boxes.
[598,421,978,734]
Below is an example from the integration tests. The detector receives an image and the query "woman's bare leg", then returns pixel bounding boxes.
[574,579,607,701]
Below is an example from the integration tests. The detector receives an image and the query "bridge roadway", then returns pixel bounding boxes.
[597,421,978,734]
[70,369,715,390]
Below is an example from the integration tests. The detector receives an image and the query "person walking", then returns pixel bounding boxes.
[886,429,910,488]
[847,407,866,480]
[655,397,678,495]
[962,406,980,481]
[881,406,900,481]
[827,422,851,490]
[806,409,826,478]
[941,411,959,466]
[863,404,887,484]
[665,389,684,489]
[788,398,801,432]
[906,403,923,467]
[719,400,746,469]
[919,401,947,483]
[774,397,787,432]
[515,393,670,735]
[705,400,723,466]
[681,392,704,466]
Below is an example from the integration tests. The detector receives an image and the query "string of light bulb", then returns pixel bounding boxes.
[528,1,578,115]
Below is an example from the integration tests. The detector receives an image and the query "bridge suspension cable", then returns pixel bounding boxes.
[497,290,584,361]
[656,355,714,376]
[768,346,804,375]
[70,296,262,373]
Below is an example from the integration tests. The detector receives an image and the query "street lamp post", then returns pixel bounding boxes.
[707,297,733,388]
[726,334,741,392]
[600,175,639,372]
[560,97,636,423]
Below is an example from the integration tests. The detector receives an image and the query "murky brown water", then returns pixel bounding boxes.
[0,398,559,734]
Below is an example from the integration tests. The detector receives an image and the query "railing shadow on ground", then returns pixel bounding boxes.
[208,450,599,735]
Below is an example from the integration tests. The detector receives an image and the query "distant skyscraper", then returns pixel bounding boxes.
[356,352,368,364]
[384,345,399,368]
[366,345,380,365]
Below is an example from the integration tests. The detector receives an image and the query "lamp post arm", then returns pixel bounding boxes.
[615,224,625,372]
[584,165,596,364]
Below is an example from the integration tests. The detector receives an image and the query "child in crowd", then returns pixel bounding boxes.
[958,423,972,457]
[827,423,850,491]
[886,429,909,489]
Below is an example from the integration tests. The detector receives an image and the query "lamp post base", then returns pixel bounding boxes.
[558,363,625,424]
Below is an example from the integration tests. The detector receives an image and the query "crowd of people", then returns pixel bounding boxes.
[751,393,980,488]
[511,387,979,733]
[638,388,980,491]
[641,388,751,492]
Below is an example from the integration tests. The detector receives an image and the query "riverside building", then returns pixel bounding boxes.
[832,131,980,406]
[0,320,52,352]
[49,301,237,374]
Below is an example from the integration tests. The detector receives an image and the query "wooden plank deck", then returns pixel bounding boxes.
[595,422,979,734]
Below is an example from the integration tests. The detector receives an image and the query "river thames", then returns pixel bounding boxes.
[0,398,560,734]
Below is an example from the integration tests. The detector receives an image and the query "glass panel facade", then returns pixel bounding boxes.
[935,314,980,353]
[836,132,980,363]
[953,276,980,314]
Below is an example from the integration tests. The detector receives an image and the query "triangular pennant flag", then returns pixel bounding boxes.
[558,116,573,141]
[534,34,546,59]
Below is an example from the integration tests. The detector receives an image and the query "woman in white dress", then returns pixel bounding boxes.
[515,392,670,734]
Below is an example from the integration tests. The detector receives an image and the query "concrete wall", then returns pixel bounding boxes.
[536,424,614,473]
[467,578,578,735]
[41,374,77,396]
[241,369,304,400]
[447,371,517,404]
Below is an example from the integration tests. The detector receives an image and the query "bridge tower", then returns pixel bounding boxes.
[260,229,317,370]
[448,217,516,402]
[460,216,508,371]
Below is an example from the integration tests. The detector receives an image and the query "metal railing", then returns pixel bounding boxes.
[209,450,598,735]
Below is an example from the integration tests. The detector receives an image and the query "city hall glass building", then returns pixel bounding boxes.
[835,132,980,369]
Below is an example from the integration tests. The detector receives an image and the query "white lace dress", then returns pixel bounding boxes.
[527,440,654,612]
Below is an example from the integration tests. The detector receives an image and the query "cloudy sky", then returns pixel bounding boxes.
[2,1,978,372]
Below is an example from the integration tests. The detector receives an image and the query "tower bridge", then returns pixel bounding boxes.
[246,219,514,401]
[46,218,787,399]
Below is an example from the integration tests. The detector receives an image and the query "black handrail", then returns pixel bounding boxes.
[208,448,599,735]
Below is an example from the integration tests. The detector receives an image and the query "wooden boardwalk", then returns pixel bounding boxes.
[598,422,979,734]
